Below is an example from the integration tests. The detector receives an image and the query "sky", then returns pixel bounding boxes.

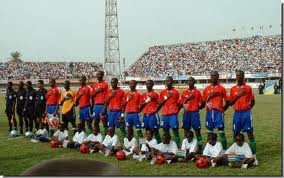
[0,0,281,68]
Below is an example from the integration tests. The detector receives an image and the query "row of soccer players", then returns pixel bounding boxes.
[42,122,256,168]
[5,70,257,162]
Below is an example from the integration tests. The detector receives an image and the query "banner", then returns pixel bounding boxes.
[264,80,278,95]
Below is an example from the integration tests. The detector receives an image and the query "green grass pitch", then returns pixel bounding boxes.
[0,93,282,176]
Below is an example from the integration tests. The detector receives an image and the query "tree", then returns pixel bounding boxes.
[9,51,22,62]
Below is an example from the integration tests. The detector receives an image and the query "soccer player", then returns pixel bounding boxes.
[224,133,255,169]
[99,127,121,156]
[71,123,87,148]
[203,71,229,149]
[121,80,143,138]
[180,77,203,152]
[23,81,37,134]
[139,80,161,143]
[75,76,92,133]
[35,80,47,131]
[156,76,181,146]
[60,80,76,131]
[45,78,60,135]
[83,127,103,153]
[52,123,69,144]
[202,133,226,167]
[123,128,138,156]
[32,123,49,143]
[16,81,27,134]
[181,130,198,161]
[5,82,17,132]
[102,78,126,138]
[151,133,178,164]
[228,70,258,165]
[91,71,109,135]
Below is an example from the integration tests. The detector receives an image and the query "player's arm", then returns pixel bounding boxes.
[229,89,247,106]
[156,92,172,112]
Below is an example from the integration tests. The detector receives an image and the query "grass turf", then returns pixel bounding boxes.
[0,93,282,176]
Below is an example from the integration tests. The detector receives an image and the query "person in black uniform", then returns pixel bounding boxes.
[16,81,27,134]
[5,82,17,132]
[35,80,48,131]
[258,83,264,95]
[23,81,37,133]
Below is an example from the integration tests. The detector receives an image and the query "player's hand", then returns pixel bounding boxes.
[237,90,247,97]
[109,90,117,98]
[164,92,173,100]
[64,93,72,100]
[79,89,86,96]
[118,116,125,124]
[209,92,220,98]
[96,88,104,93]
[128,94,134,101]
[186,94,195,101]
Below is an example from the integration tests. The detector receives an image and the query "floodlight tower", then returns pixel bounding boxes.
[104,0,121,78]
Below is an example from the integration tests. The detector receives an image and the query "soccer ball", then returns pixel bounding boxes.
[196,156,209,169]
[10,130,18,137]
[116,150,126,160]
[80,144,89,154]
[155,155,166,165]
[50,139,59,148]
[25,131,33,137]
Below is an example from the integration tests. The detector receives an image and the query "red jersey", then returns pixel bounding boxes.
[141,90,159,115]
[76,85,91,109]
[203,83,228,112]
[46,87,60,105]
[91,80,108,105]
[159,87,180,115]
[107,87,124,111]
[180,87,202,112]
[229,83,255,111]
[123,90,141,113]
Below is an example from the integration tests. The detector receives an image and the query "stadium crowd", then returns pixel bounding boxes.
[0,62,103,80]
[127,35,281,77]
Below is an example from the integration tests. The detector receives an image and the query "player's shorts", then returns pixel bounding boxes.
[143,113,160,130]
[92,104,104,120]
[62,108,75,123]
[182,111,201,129]
[206,109,224,130]
[233,110,254,133]
[126,112,142,129]
[79,106,91,121]
[107,110,125,128]
[47,104,57,115]
[161,114,179,129]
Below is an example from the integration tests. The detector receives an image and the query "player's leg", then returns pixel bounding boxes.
[205,110,214,140]
[28,113,33,132]
[133,113,143,138]
[115,111,126,138]
[233,111,242,141]
[215,110,227,149]
[191,111,203,153]
[242,110,256,156]
[169,114,180,147]
[151,113,161,143]
[162,115,170,134]
[93,105,100,131]
[7,112,12,132]
[17,109,24,134]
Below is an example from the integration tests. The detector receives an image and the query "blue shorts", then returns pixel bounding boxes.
[107,110,125,128]
[47,104,57,114]
[143,113,160,130]
[92,104,104,120]
[233,110,254,133]
[206,109,224,130]
[126,112,142,129]
[161,114,179,129]
[79,107,91,121]
[182,111,201,129]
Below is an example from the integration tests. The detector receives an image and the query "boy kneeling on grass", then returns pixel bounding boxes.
[31,123,49,143]
[123,128,138,156]
[99,127,121,156]
[133,130,158,161]
[224,133,255,169]
[83,127,103,153]
[69,123,87,149]
[202,133,227,167]
[150,133,178,164]
[52,123,69,147]
[179,130,198,162]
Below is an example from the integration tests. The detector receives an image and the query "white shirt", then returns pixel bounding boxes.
[225,142,253,158]
[53,130,69,141]
[141,138,158,152]
[203,141,225,157]
[84,133,103,143]
[102,134,120,147]
[181,138,198,153]
[123,137,138,152]
[73,131,87,144]
[36,128,48,138]
[154,140,178,154]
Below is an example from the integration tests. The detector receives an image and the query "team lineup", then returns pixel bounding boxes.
[5,70,258,169]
